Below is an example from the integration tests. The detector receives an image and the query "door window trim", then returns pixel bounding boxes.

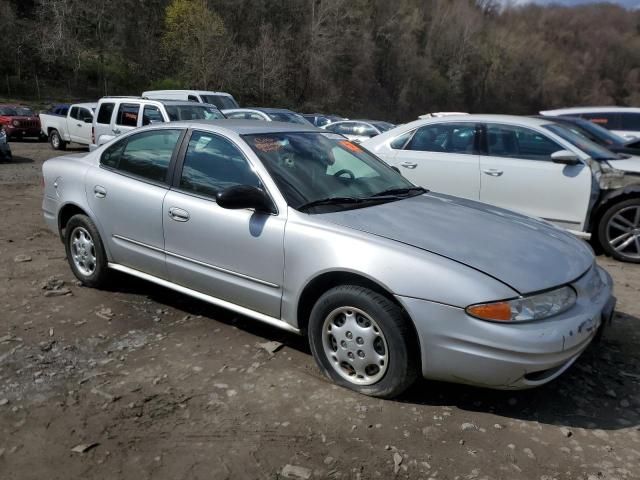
[98,128,188,188]
[479,122,564,160]
[402,122,481,155]
[171,128,280,215]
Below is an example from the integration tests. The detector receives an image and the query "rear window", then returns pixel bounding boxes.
[116,104,140,127]
[164,105,225,121]
[200,95,239,110]
[578,112,621,130]
[96,103,115,124]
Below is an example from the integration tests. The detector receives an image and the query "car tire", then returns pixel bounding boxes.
[597,197,640,263]
[49,130,66,150]
[64,214,110,287]
[308,285,418,398]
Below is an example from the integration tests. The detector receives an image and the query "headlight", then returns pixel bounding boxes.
[12,120,20,127]
[466,286,577,323]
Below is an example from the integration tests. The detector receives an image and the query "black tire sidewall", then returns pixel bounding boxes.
[50,130,65,150]
[597,198,640,263]
[308,285,418,398]
[64,214,110,287]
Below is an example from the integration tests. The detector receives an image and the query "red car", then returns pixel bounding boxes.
[0,105,44,140]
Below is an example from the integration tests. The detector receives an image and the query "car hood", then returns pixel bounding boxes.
[320,193,594,294]
[607,155,640,174]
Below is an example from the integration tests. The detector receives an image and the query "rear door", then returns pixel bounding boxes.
[388,122,481,199]
[479,123,592,230]
[85,128,184,277]
[94,102,116,146]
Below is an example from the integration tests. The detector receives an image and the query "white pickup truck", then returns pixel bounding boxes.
[39,103,96,150]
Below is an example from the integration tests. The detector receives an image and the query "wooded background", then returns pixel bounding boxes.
[0,0,639,121]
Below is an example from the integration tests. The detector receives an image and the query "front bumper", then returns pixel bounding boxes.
[398,265,615,389]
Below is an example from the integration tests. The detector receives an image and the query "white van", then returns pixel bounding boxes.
[142,90,239,110]
[91,97,225,149]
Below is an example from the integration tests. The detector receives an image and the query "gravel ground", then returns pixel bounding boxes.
[1,140,639,480]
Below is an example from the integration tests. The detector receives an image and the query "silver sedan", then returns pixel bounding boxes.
[42,120,616,397]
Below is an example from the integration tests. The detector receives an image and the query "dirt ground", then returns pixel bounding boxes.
[0,140,639,480]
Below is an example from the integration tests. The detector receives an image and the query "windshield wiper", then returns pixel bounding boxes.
[370,186,427,197]
[297,196,366,211]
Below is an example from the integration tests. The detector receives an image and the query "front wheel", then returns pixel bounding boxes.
[49,129,66,150]
[308,285,418,398]
[64,214,110,287]
[597,198,640,263]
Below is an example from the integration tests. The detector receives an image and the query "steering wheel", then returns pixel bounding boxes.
[333,169,355,179]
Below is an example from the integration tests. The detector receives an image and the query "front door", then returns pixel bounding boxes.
[479,123,592,231]
[389,122,481,200]
[68,106,93,144]
[163,130,286,318]
[85,128,184,278]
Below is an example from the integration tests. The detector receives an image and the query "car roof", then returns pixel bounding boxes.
[73,103,98,109]
[541,106,640,114]
[399,114,557,129]
[143,90,233,96]
[162,119,320,135]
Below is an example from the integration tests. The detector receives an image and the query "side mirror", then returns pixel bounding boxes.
[83,117,93,124]
[216,185,274,214]
[551,150,580,165]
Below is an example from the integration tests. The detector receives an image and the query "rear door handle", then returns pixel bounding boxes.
[94,185,107,198]
[168,207,190,222]
[400,161,418,169]
[482,169,503,177]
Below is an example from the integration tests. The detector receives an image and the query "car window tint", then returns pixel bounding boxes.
[142,106,164,126]
[179,130,262,198]
[327,123,353,135]
[390,131,413,149]
[69,107,80,120]
[619,113,640,131]
[188,95,199,102]
[407,124,476,154]
[225,112,245,119]
[486,124,562,160]
[103,129,181,182]
[247,112,264,121]
[579,112,621,129]
[96,103,115,124]
[352,123,377,137]
[116,103,140,127]
[79,108,93,122]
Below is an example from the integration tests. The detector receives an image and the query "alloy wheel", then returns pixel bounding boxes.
[606,205,640,260]
[70,226,97,276]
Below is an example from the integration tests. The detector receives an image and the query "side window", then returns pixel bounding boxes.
[407,124,476,154]
[352,123,377,137]
[179,130,262,198]
[580,112,620,129]
[79,108,93,122]
[247,112,265,121]
[116,103,140,127]
[101,129,181,182]
[96,103,115,124]
[619,113,640,131]
[142,106,164,126]
[225,112,245,119]
[328,123,353,135]
[486,124,562,161]
[390,131,413,149]
[188,95,199,102]
[69,107,80,120]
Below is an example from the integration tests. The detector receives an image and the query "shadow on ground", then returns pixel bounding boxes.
[106,271,640,433]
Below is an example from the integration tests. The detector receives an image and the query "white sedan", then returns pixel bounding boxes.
[363,114,640,263]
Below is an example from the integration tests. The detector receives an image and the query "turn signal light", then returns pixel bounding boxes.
[466,302,512,322]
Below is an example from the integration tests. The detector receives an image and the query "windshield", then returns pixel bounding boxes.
[0,107,18,116]
[373,122,395,132]
[200,95,238,110]
[16,107,34,116]
[544,123,619,161]
[571,118,627,146]
[165,105,225,121]
[266,112,311,125]
[243,132,419,212]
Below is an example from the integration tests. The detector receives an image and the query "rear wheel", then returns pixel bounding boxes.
[64,214,110,287]
[49,129,66,150]
[597,198,640,263]
[308,285,418,398]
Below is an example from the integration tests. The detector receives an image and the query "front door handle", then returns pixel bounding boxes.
[77,123,82,127]
[482,169,503,177]
[168,207,190,222]
[400,161,418,169]
[94,185,107,198]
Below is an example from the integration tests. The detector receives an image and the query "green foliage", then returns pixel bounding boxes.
[0,0,637,120]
